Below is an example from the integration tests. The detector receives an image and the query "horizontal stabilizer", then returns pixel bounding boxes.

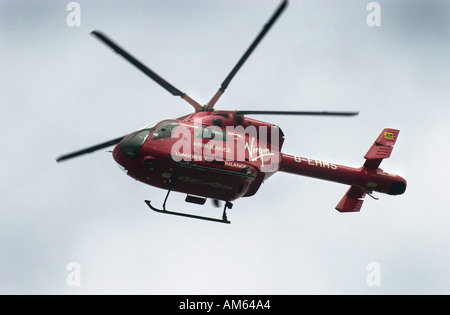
[364,128,399,169]
[335,186,366,212]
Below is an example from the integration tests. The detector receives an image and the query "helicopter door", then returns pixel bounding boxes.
[194,126,229,161]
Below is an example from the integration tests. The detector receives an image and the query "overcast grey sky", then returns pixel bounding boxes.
[1,0,449,294]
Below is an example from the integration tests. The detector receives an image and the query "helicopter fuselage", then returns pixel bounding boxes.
[112,111,406,209]
[113,111,283,202]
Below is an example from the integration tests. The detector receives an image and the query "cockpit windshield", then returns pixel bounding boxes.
[119,129,152,159]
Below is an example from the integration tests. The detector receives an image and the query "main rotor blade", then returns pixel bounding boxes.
[205,0,288,110]
[56,136,126,163]
[91,30,202,111]
[236,110,359,116]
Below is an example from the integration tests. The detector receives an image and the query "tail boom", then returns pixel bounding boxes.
[279,126,407,213]
[279,154,364,187]
[279,153,406,211]
[279,154,406,195]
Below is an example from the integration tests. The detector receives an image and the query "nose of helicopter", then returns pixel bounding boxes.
[112,129,151,168]
[119,129,151,159]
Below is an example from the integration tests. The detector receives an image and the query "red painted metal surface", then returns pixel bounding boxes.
[112,112,282,202]
[112,113,406,210]
[279,154,406,196]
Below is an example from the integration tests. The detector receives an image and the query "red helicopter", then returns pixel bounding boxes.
[57,0,406,224]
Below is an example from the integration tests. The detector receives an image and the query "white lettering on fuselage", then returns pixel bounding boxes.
[173,151,202,161]
[224,161,246,169]
[294,156,338,170]
[193,141,231,154]
[245,138,274,166]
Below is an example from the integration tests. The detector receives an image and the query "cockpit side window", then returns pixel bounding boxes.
[151,121,179,140]
[195,126,227,141]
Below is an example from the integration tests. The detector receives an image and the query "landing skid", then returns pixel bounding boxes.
[145,165,232,224]
[145,200,232,224]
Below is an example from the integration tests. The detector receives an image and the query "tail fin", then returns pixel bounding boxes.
[336,185,366,212]
[335,128,404,212]
[363,128,399,169]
